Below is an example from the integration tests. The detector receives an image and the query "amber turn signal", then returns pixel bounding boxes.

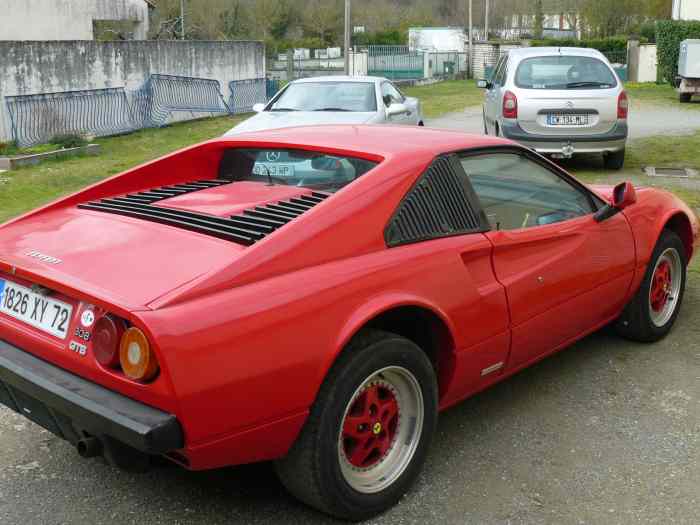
[93,315,126,368]
[119,327,159,382]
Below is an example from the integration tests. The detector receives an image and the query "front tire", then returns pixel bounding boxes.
[275,330,438,521]
[604,148,625,170]
[615,229,687,342]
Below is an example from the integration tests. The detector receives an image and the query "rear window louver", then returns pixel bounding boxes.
[78,182,330,246]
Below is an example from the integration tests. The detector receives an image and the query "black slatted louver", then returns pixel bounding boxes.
[78,180,330,246]
[385,156,485,247]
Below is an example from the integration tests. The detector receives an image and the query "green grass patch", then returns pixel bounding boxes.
[403,80,484,118]
[0,115,244,224]
[625,82,700,109]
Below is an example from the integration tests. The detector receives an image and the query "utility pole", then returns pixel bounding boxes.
[484,0,489,41]
[180,0,185,40]
[468,0,473,79]
[344,0,351,75]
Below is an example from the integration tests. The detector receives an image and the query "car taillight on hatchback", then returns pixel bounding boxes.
[503,91,518,119]
[617,91,629,119]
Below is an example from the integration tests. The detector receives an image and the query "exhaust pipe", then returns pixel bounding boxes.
[76,437,102,458]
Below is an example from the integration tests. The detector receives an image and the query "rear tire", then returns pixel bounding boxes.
[615,229,687,342]
[604,149,625,170]
[680,93,692,103]
[275,330,438,521]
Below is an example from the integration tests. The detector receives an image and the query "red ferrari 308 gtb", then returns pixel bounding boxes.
[0,126,697,520]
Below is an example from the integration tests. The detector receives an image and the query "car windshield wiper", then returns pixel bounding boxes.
[312,107,352,112]
[270,107,298,112]
[566,81,611,88]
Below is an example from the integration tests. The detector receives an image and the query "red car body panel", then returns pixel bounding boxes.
[0,126,697,470]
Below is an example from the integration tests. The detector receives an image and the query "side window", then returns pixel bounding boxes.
[459,153,595,231]
[381,82,404,107]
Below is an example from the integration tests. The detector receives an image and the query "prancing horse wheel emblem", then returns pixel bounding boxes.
[372,422,382,435]
[266,151,281,162]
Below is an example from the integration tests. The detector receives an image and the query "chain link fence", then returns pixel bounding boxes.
[368,45,424,81]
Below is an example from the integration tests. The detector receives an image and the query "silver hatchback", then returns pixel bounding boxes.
[479,47,629,169]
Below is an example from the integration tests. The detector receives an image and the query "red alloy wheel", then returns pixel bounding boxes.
[342,382,400,469]
[650,260,672,312]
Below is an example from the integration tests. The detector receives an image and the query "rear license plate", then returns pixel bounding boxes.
[253,163,295,177]
[547,114,590,126]
[0,279,73,339]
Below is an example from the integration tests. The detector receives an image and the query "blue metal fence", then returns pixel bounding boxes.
[6,88,138,147]
[368,45,424,80]
[5,75,274,147]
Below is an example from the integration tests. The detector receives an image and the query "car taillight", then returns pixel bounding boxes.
[119,327,159,382]
[93,315,126,368]
[503,91,518,119]
[617,91,629,119]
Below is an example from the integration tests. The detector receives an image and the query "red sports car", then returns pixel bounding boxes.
[0,126,697,520]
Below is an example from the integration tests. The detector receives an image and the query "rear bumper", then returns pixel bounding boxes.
[501,120,628,154]
[0,339,183,454]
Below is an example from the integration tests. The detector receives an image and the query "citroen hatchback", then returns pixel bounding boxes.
[479,47,628,169]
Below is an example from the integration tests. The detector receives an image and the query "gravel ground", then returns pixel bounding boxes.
[426,103,700,139]
[1,277,698,524]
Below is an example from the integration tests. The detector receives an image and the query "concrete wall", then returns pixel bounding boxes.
[0,40,265,141]
[0,0,151,41]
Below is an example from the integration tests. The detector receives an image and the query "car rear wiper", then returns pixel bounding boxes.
[270,107,298,112]
[566,81,611,88]
[313,108,352,112]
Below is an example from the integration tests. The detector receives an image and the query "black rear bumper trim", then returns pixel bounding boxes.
[0,339,183,454]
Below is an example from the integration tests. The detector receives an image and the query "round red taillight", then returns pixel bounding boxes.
[93,315,125,368]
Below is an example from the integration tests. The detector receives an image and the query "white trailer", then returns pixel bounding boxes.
[677,39,700,103]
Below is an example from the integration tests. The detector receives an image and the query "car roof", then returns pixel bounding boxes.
[292,75,387,84]
[508,47,607,59]
[214,125,512,160]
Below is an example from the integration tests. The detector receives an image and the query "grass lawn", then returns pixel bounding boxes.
[403,80,484,118]
[0,115,244,223]
[625,82,700,109]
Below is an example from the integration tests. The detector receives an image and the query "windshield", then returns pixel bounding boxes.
[515,55,617,90]
[218,148,379,192]
[268,82,377,112]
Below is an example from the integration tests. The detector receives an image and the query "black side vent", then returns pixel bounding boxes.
[385,156,485,247]
[77,190,330,246]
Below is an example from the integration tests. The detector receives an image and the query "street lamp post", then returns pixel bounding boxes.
[344,0,351,75]
[180,0,185,40]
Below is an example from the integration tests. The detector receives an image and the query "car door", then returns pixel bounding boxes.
[458,150,636,369]
[380,81,413,125]
[484,54,508,134]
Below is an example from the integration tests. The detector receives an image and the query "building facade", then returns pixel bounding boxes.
[0,0,152,41]
[673,0,700,21]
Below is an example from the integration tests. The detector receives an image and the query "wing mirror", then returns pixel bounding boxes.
[252,103,266,113]
[594,181,637,222]
[386,103,408,117]
[477,79,492,89]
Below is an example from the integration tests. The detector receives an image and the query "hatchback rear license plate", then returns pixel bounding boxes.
[0,279,73,339]
[548,114,589,126]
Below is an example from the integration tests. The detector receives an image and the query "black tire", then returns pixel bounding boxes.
[680,92,692,103]
[615,229,687,342]
[604,149,625,170]
[275,330,438,521]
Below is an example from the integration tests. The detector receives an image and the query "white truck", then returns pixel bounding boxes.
[677,39,700,103]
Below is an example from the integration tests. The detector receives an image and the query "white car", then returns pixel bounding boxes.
[224,76,423,135]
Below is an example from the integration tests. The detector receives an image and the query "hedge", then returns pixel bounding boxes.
[530,37,629,54]
[656,20,700,85]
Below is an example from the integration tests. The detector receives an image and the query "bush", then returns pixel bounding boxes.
[0,141,19,155]
[530,36,630,54]
[656,20,700,85]
[50,134,88,149]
